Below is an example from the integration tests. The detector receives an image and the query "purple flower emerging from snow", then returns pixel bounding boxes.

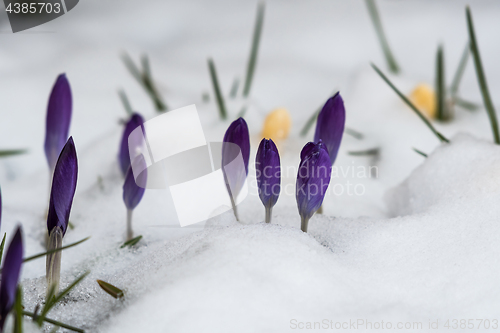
[296,140,332,232]
[256,138,281,223]
[47,136,78,236]
[44,74,72,171]
[123,155,147,240]
[119,113,145,176]
[313,92,345,165]
[123,156,147,211]
[0,226,23,332]
[222,117,250,221]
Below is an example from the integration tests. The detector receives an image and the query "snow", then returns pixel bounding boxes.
[1,0,500,332]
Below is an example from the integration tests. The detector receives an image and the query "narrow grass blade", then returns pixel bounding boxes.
[300,90,339,137]
[413,147,428,158]
[208,58,227,120]
[38,284,57,326]
[455,97,480,111]
[344,128,364,140]
[466,6,500,144]
[97,280,124,299]
[365,0,400,74]
[242,2,265,97]
[348,148,380,156]
[121,53,167,113]
[0,149,27,157]
[0,232,6,266]
[23,311,84,333]
[435,45,447,121]
[450,43,470,96]
[141,55,151,80]
[300,106,321,137]
[23,237,90,263]
[229,77,240,99]
[38,271,90,325]
[120,235,142,248]
[118,90,133,115]
[371,63,449,143]
[14,286,23,333]
[121,53,142,83]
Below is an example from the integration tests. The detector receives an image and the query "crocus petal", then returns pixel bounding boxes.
[296,141,332,221]
[0,226,23,332]
[256,138,281,208]
[123,155,147,210]
[119,113,145,176]
[222,117,250,199]
[47,137,78,236]
[313,92,345,165]
[44,74,72,171]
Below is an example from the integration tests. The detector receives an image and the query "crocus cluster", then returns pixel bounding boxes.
[44,74,72,173]
[122,155,147,241]
[222,117,250,221]
[256,138,280,223]
[46,137,78,295]
[0,226,23,332]
[295,93,345,231]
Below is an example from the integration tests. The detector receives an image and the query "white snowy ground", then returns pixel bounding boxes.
[1,0,500,332]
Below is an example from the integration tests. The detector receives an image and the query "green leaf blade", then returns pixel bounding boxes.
[365,0,400,74]
[466,6,500,144]
[23,236,90,263]
[208,58,228,120]
[97,280,124,299]
[120,235,142,248]
[0,149,28,158]
[242,2,265,97]
[371,63,449,143]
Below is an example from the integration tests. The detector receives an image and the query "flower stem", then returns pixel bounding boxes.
[265,205,272,223]
[301,216,309,233]
[126,209,133,241]
[229,194,239,221]
[46,226,63,296]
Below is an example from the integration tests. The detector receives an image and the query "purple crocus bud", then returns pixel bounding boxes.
[46,137,77,295]
[256,138,280,223]
[118,113,145,176]
[44,74,72,172]
[47,136,78,237]
[222,117,250,221]
[296,140,332,232]
[123,155,147,240]
[0,226,23,332]
[313,92,345,165]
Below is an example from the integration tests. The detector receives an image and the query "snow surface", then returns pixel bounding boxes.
[1,0,500,332]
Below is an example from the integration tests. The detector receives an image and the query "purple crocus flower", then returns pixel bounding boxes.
[222,117,250,221]
[123,155,147,240]
[44,74,72,172]
[47,137,78,237]
[118,113,145,176]
[46,136,77,295]
[256,138,280,223]
[296,140,332,232]
[0,226,23,332]
[313,92,345,165]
